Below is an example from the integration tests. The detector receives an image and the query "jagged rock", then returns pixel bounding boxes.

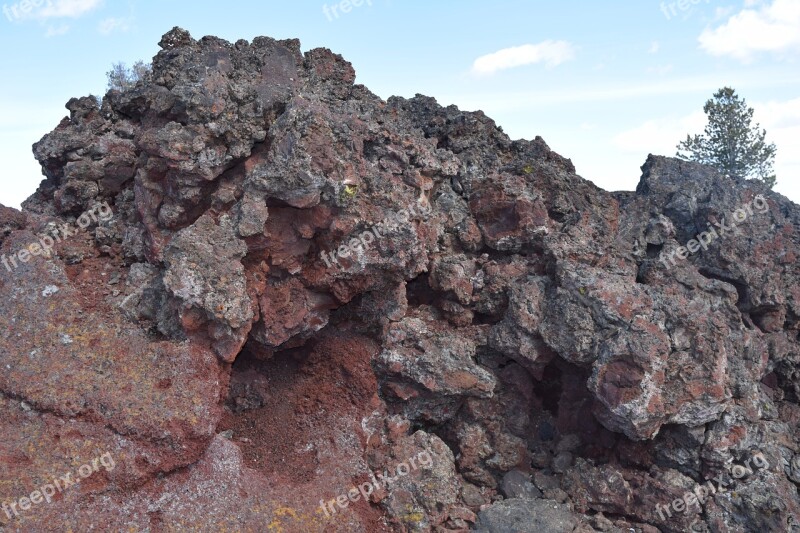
[500,469,543,500]
[0,204,27,242]
[367,429,461,531]
[473,498,585,532]
[374,307,496,423]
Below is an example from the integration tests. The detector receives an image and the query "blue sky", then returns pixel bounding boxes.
[1,0,798,208]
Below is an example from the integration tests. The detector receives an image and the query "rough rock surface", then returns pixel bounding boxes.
[2,27,799,532]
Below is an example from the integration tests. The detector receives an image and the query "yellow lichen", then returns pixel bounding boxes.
[339,183,359,203]
[403,512,426,523]
[265,506,319,533]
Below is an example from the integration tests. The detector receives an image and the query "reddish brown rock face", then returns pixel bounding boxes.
[2,25,800,533]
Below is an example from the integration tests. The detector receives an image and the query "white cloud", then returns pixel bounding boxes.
[98,15,130,35]
[612,111,707,155]
[445,67,800,112]
[753,97,800,197]
[0,129,48,209]
[646,64,674,76]
[699,0,800,61]
[44,23,69,37]
[756,96,800,129]
[38,0,102,18]
[711,6,738,21]
[649,41,660,54]
[0,101,67,209]
[471,41,576,75]
[5,0,103,21]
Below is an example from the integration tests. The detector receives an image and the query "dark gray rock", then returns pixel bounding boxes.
[501,469,543,500]
[474,498,583,533]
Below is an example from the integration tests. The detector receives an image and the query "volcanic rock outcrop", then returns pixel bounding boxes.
[1,27,799,532]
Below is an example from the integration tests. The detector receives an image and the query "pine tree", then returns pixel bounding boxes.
[677,87,777,188]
